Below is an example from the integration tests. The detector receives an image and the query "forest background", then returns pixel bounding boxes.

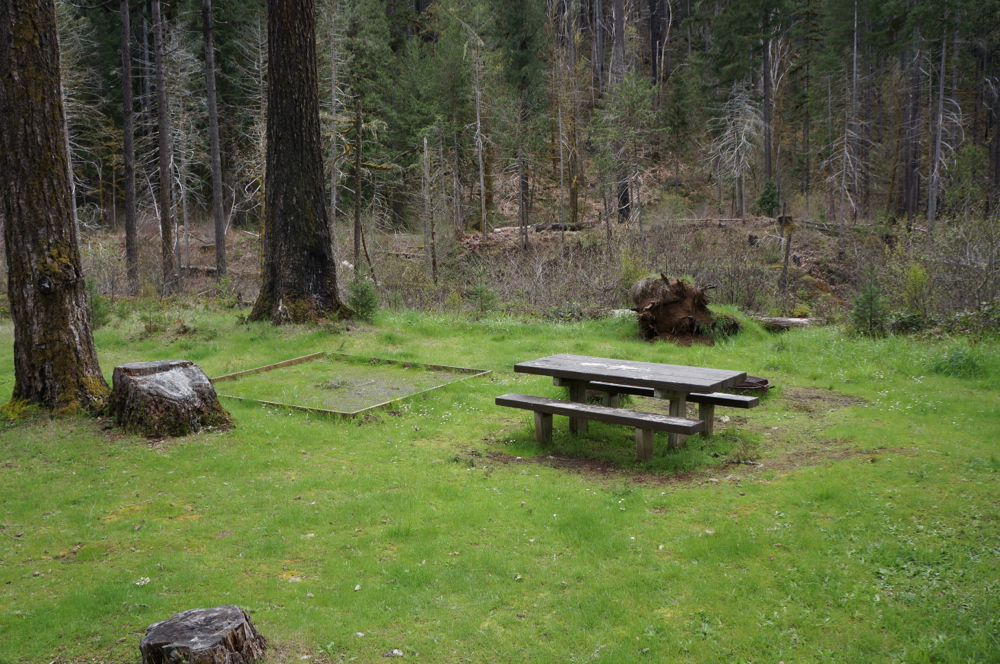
[26,0,1000,324]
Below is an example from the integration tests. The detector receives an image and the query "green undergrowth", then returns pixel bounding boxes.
[0,304,998,663]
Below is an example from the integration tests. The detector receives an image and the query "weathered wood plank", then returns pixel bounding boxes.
[516,354,745,392]
[495,394,703,434]
[687,393,759,408]
[588,382,759,408]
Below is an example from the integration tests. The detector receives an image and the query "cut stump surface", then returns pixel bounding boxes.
[110,360,232,437]
[140,605,266,664]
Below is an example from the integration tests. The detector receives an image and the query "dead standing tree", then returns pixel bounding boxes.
[707,83,762,219]
[249,0,349,323]
[0,0,110,412]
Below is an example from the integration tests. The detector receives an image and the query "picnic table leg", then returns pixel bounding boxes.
[635,428,654,461]
[555,378,589,433]
[533,412,553,444]
[655,389,687,449]
[601,391,619,408]
[699,403,715,437]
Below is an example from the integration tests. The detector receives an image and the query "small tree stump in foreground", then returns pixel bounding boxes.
[140,605,266,664]
[110,360,232,437]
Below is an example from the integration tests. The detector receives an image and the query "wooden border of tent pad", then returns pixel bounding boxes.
[210,352,491,419]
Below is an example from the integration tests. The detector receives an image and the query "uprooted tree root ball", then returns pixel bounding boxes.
[630,274,740,344]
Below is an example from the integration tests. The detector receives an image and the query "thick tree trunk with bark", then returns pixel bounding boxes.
[120,0,138,293]
[250,0,349,323]
[0,0,110,413]
[202,0,226,279]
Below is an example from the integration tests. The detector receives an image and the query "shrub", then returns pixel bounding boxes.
[347,271,379,323]
[887,310,929,334]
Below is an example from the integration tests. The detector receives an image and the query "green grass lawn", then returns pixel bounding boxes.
[1,305,999,663]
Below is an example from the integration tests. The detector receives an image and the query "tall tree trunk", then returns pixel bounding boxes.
[763,35,772,180]
[474,50,487,237]
[801,64,810,213]
[567,0,581,225]
[927,37,947,238]
[423,135,435,280]
[594,0,604,97]
[0,0,110,412]
[649,0,662,87]
[330,20,339,253]
[611,0,629,222]
[249,0,348,323]
[203,0,226,279]
[518,101,529,250]
[353,99,362,267]
[120,0,138,293]
[903,34,922,223]
[452,105,462,233]
[151,0,176,294]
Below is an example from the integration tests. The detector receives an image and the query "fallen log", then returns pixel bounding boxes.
[756,317,820,332]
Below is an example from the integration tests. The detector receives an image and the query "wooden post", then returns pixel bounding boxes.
[635,428,654,461]
[699,402,715,437]
[601,391,619,407]
[534,412,553,444]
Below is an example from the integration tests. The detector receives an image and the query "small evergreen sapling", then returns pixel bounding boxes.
[850,269,887,337]
[347,270,379,323]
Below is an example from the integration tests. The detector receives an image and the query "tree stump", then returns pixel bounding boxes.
[109,360,232,437]
[630,274,722,342]
[140,605,266,664]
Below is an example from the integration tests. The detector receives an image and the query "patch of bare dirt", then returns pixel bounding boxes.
[781,387,867,412]
[484,449,704,486]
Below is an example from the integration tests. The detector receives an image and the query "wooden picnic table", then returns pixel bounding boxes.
[514,354,747,447]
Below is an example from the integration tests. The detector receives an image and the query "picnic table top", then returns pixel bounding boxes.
[513,353,747,394]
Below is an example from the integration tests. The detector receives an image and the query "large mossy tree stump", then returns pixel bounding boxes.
[140,605,266,664]
[110,360,232,437]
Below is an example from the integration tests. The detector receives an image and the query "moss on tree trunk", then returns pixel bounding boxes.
[0,0,110,413]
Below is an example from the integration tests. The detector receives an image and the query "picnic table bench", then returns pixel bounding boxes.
[496,354,759,460]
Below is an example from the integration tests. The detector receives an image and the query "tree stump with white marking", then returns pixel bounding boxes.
[109,360,232,437]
